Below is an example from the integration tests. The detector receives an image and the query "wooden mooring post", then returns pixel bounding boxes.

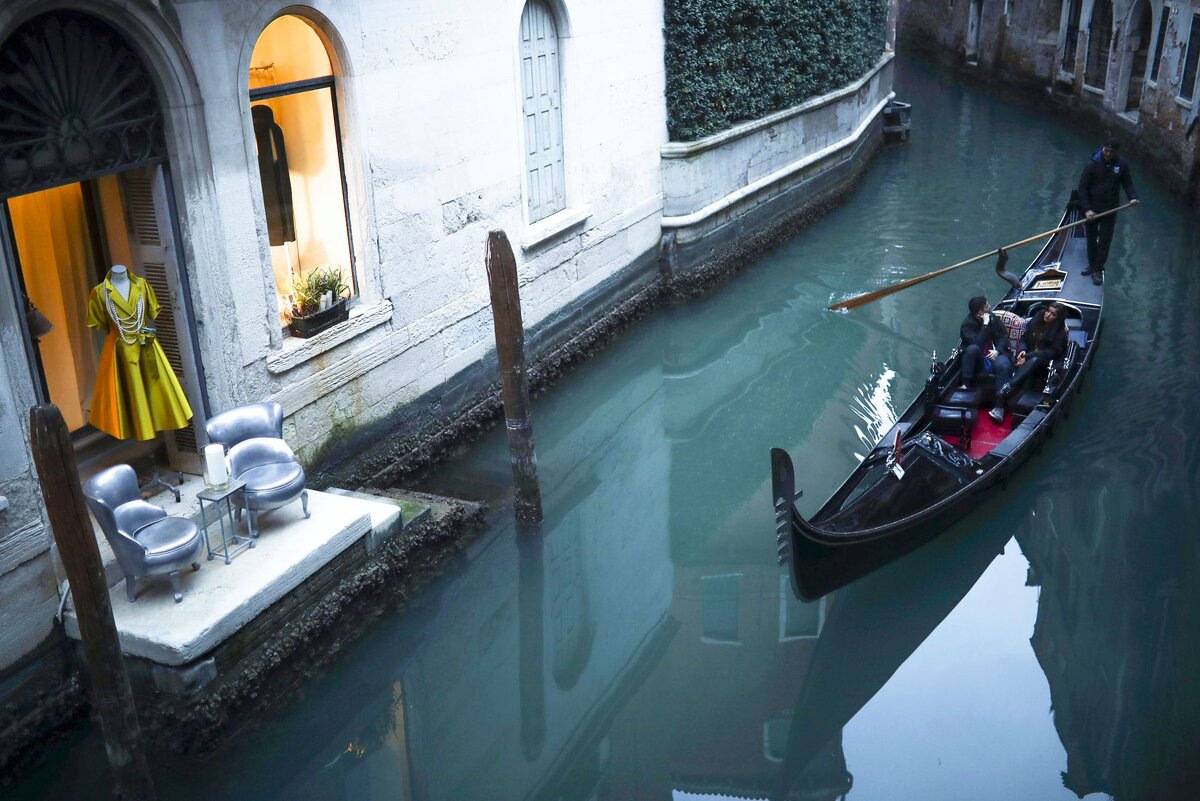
[485,230,544,525]
[29,404,157,801]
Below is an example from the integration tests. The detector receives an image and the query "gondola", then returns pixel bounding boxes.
[772,194,1102,600]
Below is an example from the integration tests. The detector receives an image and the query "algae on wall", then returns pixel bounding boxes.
[664,0,889,141]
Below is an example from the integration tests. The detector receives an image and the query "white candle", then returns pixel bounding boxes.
[204,444,228,487]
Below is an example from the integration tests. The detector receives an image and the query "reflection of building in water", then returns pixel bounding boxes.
[1018,496,1200,800]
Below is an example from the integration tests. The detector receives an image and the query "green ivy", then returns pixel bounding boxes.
[665,0,888,141]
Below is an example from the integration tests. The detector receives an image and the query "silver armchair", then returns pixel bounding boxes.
[204,402,309,537]
[82,464,203,603]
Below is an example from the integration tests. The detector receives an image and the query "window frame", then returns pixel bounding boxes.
[1082,0,1115,91]
[700,573,743,645]
[249,74,359,306]
[1147,4,1171,86]
[1178,10,1200,103]
[517,0,568,226]
[1060,0,1085,76]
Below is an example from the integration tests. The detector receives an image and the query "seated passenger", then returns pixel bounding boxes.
[959,295,1014,392]
[991,302,1068,422]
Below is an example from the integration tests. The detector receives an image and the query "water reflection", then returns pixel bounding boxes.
[1019,491,1200,799]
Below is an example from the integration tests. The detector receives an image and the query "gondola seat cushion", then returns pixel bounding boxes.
[946,386,986,407]
[1006,388,1044,416]
[992,310,1027,353]
[931,405,978,431]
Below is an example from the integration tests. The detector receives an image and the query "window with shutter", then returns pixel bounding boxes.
[520,2,566,223]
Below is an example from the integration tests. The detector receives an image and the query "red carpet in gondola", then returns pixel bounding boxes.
[943,411,1014,459]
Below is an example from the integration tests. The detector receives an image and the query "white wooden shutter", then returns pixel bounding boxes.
[520,2,566,223]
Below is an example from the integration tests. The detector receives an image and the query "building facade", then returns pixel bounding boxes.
[899,0,1200,195]
[0,0,666,704]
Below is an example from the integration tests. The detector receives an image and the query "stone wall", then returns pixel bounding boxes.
[660,53,895,275]
[898,0,1200,198]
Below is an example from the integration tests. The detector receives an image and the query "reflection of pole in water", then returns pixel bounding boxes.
[518,527,546,760]
[485,230,543,525]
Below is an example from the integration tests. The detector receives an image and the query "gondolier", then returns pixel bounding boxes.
[1078,139,1139,285]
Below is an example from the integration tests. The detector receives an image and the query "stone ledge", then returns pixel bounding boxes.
[266,301,393,375]
[522,205,592,250]
[662,91,894,230]
[64,489,398,666]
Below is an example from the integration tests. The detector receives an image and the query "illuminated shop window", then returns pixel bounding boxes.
[248,15,355,324]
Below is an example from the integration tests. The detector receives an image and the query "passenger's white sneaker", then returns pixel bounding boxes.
[988,406,1004,424]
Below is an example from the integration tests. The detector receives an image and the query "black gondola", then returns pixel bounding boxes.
[773,195,1102,600]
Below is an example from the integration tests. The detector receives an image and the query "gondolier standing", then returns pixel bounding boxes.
[1078,139,1139,285]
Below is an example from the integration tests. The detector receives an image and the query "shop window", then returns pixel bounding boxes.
[1180,13,1200,101]
[248,15,355,324]
[1149,6,1170,83]
[519,1,566,223]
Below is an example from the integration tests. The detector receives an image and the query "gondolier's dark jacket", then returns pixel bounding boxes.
[1018,314,1067,360]
[1078,151,1137,213]
[960,314,1011,355]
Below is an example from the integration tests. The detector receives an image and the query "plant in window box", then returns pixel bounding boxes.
[288,266,350,338]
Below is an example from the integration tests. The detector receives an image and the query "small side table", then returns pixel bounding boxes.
[197,479,254,564]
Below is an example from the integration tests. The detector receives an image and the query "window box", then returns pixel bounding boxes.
[288,298,348,339]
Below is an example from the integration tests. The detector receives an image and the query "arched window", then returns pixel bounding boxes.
[1084,0,1114,88]
[248,15,354,325]
[519,2,565,223]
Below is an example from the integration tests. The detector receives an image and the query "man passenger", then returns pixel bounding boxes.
[960,295,1013,424]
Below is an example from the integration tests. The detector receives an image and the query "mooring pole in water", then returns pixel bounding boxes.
[485,230,544,525]
[29,405,157,801]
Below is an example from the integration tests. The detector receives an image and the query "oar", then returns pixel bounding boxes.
[829,201,1137,312]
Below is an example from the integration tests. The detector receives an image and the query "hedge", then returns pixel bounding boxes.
[665,0,888,141]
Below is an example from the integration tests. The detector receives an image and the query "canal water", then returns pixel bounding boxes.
[13,56,1200,800]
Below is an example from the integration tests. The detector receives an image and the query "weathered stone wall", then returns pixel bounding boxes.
[898,0,1200,198]
[660,54,895,274]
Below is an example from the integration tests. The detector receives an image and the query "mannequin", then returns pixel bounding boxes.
[251,105,297,246]
[109,263,131,301]
[85,265,192,440]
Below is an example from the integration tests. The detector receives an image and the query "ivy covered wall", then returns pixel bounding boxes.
[665,0,889,141]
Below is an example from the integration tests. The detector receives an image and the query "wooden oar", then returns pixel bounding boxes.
[829,201,1137,312]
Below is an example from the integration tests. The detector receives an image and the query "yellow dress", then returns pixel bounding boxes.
[86,275,193,441]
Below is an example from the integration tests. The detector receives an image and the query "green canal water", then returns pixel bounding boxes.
[13,56,1200,800]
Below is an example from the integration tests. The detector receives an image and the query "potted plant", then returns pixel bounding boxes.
[288,266,350,338]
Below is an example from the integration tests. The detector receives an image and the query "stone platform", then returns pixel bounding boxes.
[65,488,400,667]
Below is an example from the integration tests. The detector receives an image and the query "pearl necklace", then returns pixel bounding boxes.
[105,288,146,346]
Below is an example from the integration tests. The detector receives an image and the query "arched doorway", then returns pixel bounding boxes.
[0,10,203,470]
[1084,0,1114,88]
[1121,0,1153,114]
